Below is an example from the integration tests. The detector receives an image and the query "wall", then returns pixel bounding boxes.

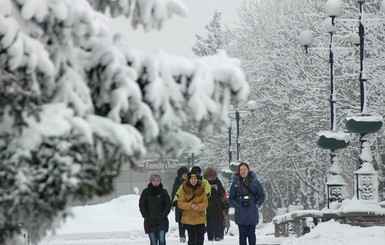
[70,155,183,206]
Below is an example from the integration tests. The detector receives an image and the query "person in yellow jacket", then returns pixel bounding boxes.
[178,170,208,245]
[172,166,211,204]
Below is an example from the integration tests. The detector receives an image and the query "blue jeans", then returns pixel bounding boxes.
[148,229,166,245]
[238,225,256,245]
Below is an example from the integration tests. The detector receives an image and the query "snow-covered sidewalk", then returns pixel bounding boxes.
[39,195,385,245]
[40,234,281,245]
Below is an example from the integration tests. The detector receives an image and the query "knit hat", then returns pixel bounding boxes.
[190,166,202,176]
[149,173,161,182]
[177,166,189,178]
[204,166,217,178]
[188,171,199,180]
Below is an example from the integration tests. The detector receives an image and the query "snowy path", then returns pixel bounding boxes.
[40,233,282,245]
[35,195,385,245]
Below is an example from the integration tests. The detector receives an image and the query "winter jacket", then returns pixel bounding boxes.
[178,180,208,225]
[173,178,211,203]
[229,171,265,225]
[171,177,184,223]
[139,183,171,234]
[206,178,226,218]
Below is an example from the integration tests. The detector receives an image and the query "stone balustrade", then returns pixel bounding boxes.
[273,209,385,237]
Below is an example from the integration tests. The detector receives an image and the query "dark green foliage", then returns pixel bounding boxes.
[0,135,123,243]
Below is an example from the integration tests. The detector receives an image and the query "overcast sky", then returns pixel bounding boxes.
[110,0,242,58]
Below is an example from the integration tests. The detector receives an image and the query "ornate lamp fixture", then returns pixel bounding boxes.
[344,0,384,203]
[300,0,350,209]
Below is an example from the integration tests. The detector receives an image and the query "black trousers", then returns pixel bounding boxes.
[178,222,186,238]
[206,215,224,240]
[184,224,205,245]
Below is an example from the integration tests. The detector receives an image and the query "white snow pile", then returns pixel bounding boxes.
[281,219,385,245]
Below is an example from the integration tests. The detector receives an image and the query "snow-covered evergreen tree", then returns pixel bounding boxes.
[192,11,226,56]
[190,11,232,173]
[0,0,249,243]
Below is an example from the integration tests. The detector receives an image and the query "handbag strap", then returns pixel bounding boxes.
[243,184,258,200]
[186,193,196,203]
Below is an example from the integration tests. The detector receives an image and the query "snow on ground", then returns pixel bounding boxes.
[39,195,385,245]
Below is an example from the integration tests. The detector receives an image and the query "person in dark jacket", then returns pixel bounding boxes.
[203,166,227,241]
[171,166,189,243]
[139,173,172,245]
[229,162,265,245]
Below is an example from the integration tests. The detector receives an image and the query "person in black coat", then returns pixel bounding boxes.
[171,166,189,243]
[204,167,227,241]
[139,173,171,245]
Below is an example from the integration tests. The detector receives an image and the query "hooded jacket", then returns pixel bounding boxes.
[206,177,226,217]
[203,166,227,218]
[178,179,208,225]
[229,171,265,225]
[171,166,189,203]
[171,176,185,223]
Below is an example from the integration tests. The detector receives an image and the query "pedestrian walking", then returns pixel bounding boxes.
[229,162,265,245]
[203,166,227,241]
[191,166,211,198]
[171,166,189,243]
[173,166,211,204]
[139,173,172,245]
[178,170,208,245]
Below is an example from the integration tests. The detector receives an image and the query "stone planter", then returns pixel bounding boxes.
[221,168,233,179]
[229,161,240,172]
[317,131,350,150]
[345,114,383,134]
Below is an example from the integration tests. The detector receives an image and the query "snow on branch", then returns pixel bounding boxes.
[87,114,146,156]
[0,0,249,243]
[89,0,188,31]
[121,48,248,153]
[131,0,188,31]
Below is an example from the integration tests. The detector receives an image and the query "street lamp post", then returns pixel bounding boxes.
[222,100,258,181]
[358,0,366,114]
[228,125,232,164]
[301,0,385,207]
[299,0,350,209]
[184,145,204,170]
[228,100,258,163]
[344,0,384,203]
[324,0,349,209]
[187,152,195,169]
[236,110,241,161]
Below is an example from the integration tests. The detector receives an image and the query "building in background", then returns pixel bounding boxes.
[72,152,183,206]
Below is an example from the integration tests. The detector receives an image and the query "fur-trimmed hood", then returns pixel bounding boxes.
[181,179,205,201]
[231,171,257,185]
